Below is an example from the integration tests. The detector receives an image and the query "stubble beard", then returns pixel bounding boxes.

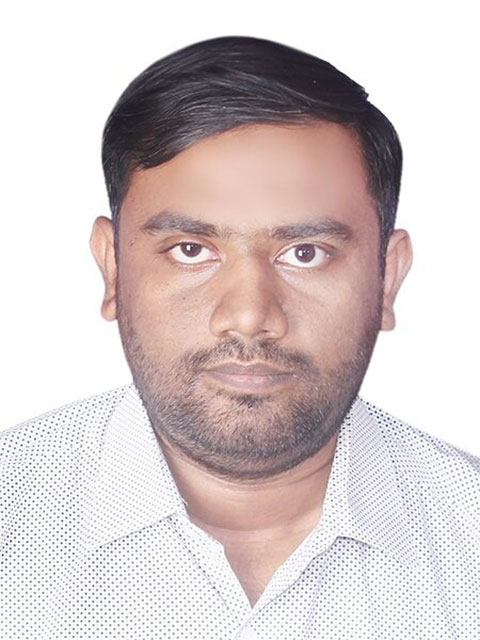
[116,296,382,481]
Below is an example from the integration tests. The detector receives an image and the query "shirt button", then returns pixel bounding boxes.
[238,626,257,640]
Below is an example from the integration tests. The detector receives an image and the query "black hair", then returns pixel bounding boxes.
[102,36,402,255]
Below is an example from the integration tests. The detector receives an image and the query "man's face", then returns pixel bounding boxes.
[91,123,411,479]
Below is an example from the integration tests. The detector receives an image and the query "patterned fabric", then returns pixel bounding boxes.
[1,384,479,639]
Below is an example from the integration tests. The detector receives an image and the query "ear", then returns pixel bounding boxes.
[381,229,413,331]
[89,216,118,321]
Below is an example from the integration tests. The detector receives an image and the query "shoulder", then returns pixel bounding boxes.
[360,398,480,512]
[0,385,132,468]
[0,385,136,554]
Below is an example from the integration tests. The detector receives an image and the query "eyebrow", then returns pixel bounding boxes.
[140,210,353,242]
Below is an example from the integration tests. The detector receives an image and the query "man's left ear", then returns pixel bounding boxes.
[381,229,413,331]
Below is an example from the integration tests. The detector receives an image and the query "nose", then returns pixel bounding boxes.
[209,257,288,342]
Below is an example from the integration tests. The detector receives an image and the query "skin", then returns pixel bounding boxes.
[90,122,413,605]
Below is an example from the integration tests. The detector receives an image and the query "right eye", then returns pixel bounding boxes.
[167,242,218,264]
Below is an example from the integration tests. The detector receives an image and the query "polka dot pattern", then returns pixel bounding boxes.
[1,384,479,638]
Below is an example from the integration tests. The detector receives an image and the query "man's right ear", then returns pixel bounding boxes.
[89,216,118,321]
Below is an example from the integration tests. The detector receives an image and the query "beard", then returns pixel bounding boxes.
[117,295,382,481]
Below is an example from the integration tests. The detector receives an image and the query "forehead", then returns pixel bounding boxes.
[120,122,377,234]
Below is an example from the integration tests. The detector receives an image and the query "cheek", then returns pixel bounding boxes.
[288,268,382,359]
[119,267,214,353]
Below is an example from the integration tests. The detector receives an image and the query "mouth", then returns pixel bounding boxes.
[201,362,294,393]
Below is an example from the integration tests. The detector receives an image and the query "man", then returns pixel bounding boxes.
[1,36,479,639]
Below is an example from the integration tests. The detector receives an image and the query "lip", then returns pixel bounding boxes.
[205,362,290,376]
[202,362,294,393]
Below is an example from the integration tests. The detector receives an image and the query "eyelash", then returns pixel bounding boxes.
[162,241,334,269]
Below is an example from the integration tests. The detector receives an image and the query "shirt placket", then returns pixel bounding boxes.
[169,513,254,628]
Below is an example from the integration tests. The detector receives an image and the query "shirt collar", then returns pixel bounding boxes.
[82,384,187,551]
[83,385,417,565]
[316,397,418,565]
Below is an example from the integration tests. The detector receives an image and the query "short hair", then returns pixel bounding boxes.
[102,36,402,256]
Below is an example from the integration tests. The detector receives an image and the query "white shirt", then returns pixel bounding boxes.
[1,384,479,639]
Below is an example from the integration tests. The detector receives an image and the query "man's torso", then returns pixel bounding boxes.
[1,384,479,639]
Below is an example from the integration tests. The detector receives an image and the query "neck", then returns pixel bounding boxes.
[156,432,339,535]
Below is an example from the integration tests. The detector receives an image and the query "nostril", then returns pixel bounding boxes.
[208,286,288,342]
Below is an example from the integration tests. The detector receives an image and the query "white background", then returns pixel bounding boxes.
[1,1,479,454]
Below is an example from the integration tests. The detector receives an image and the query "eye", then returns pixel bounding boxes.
[276,244,330,268]
[167,242,217,264]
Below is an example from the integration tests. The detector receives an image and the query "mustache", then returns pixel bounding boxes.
[180,336,320,376]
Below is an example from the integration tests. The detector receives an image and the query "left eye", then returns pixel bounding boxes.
[276,244,329,268]
[167,242,217,264]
